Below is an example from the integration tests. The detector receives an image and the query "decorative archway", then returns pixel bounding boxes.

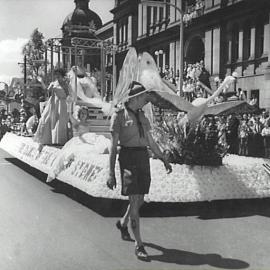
[185,36,205,64]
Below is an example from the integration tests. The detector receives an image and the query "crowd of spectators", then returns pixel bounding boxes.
[183,0,205,26]
[160,61,212,102]
[182,61,212,101]
[162,60,251,106]
[189,111,270,158]
[0,107,39,140]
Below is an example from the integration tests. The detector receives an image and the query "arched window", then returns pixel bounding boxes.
[243,21,251,60]
[231,23,239,62]
[255,19,264,58]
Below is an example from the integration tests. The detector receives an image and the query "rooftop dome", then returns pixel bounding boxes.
[62,0,102,33]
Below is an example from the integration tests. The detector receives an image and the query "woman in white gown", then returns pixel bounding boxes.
[34,68,70,145]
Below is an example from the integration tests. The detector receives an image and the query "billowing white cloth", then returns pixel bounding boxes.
[67,67,112,115]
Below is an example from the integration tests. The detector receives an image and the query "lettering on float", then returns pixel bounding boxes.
[70,160,102,182]
[18,142,58,166]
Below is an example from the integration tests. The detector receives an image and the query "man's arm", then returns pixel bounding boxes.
[146,131,172,174]
[107,131,119,189]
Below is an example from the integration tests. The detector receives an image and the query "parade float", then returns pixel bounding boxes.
[1,47,269,203]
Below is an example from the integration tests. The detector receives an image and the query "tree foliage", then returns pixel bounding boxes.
[21,28,46,79]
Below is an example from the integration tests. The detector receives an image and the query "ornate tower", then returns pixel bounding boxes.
[61,0,103,70]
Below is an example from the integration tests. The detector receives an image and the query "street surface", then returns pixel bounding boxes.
[0,148,270,270]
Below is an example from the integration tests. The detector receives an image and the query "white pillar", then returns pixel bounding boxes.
[157,6,160,24]
[113,23,117,44]
[249,26,256,59]
[162,5,166,30]
[138,4,143,37]
[119,25,122,45]
[142,4,147,36]
[176,0,181,21]
[205,30,212,74]
[128,15,132,45]
[170,0,176,23]
[227,39,232,64]
[238,28,243,61]
[150,6,154,35]
[176,40,180,74]
[263,23,270,57]
[163,52,166,72]
[213,28,220,75]
[170,41,176,72]
[123,24,126,44]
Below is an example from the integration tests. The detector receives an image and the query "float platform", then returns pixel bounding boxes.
[0,132,269,203]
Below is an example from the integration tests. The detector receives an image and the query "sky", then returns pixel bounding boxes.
[0,0,114,84]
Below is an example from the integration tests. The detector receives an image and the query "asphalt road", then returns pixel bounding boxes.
[0,148,270,270]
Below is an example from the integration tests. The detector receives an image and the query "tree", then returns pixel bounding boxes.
[21,28,46,79]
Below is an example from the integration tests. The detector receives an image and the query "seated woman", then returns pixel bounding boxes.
[69,106,90,137]
[45,109,110,183]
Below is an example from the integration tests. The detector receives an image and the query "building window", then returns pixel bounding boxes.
[231,23,239,62]
[255,20,264,58]
[243,21,251,60]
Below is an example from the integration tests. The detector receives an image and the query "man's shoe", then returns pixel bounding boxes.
[135,245,149,260]
[116,220,131,241]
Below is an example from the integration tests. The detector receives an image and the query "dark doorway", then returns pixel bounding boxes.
[186,36,205,63]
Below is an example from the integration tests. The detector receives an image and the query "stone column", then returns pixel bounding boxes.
[170,0,176,24]
[213,27,220,75]
[163,52,166,72]
[170,41,176,72]
[238,28,243,61]
[249,26,256,59]
[113,23,117,44]
[263,22,270,57]
[156,7,160,33]
[150,6,154,35]
[128,15,132,45]
[138,3,143,37]
[176,40,180,74]
[227,38,232,64]
[142,4,147,36]
[123,23,126,44]
[162,5,166,30]
[176,0,181,21]
[205,30,212,75]
[119,25,122,45]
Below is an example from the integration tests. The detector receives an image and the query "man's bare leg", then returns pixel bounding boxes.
[121,204,130,227]
[129,195,143,247]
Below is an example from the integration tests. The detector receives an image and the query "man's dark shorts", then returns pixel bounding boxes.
[119,147,151,196]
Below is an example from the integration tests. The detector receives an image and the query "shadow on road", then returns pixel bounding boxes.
[144,242,249,269]
[6,157,270,219]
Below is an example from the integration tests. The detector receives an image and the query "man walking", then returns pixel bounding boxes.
[107,81,172,260]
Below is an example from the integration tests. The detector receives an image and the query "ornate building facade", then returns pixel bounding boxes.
[111,0,270,108]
